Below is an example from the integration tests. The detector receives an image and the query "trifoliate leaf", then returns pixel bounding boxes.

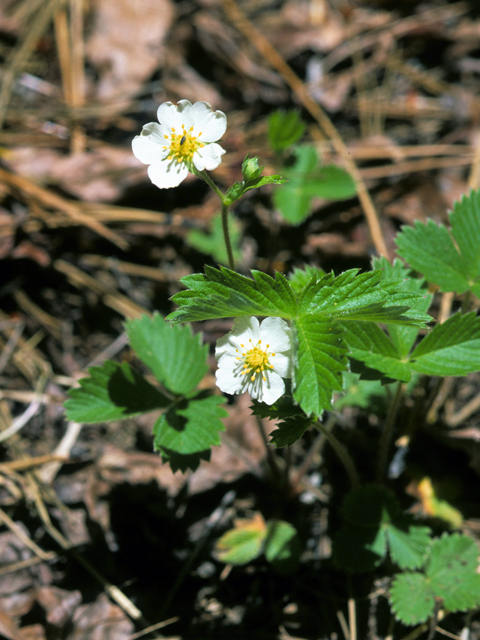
[167,266,298,323]
[427,533,480,612]
[214,513,267,565]
[65,360,170,423]
[293,316,347,416]
[396,189,480,296]
[273,146,356,225]
[186,213,242,266]
[153,393,227,455]
[268,109,305,152]
[410,312,480,376]
[126,313,208,395]
[390,572,435,625]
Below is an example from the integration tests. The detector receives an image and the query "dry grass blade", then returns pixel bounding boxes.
[0,0,65,129]
[0,166,129,249]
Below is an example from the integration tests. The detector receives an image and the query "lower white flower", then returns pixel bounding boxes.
[215,316,293,405]
[132,99,227,189]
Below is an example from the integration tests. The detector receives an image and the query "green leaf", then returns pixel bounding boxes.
[215,514,267,565]
[342,485,399,526]
[333,372,387,411]
[265,520,300,573]
[65,360,170,423]
[167,266,298,323]
[268,109,305,152]
[153,393,227,456]
[186,213,242,265]
[396,189,480,295]
[386,520,432,570]
[427,533,480,612]
[158,449,211,473]
[410,312,480,376]
[343,321,412,382]
[333,523,387,573]
[390,572,435,625]
[126,313,208,395]
[293,316,347,416]
[298,269,431,327]
[269,416,313,448]
[251,391,314,447]
[373,257,433,357]
[287,264,326,297]
[273,146,356,225]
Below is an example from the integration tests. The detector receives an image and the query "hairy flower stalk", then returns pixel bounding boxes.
[132,100,227,189]
[215,317,293,405]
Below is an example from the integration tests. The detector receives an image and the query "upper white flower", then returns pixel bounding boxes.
[215,316,293,405]
[132,100,227,189]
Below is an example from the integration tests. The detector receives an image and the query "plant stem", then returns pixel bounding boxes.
[221,202,235,270]
[197,169,235,270]
[377,380,403,483]
[315,420,359,488]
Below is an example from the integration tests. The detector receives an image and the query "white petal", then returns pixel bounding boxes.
[192,102,227,141]
[192,143,225,171]
[270,352,291,378]
[215,363,246,395]
[231,316,260,340]
[250,371,285,405]
[259,317,292,352]
[132,124,169,164]
[156,101,188,131]
[147,159,188,189]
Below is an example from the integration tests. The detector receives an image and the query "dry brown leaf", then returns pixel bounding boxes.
[67,593,134,640]
[86,0,176,100]
[36,586,82,627]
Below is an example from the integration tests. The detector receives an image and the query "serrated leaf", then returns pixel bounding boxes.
[215,513,267,565]
[386,521,432,570]
[167,266,298,323]
[410,312,480,376]
[343,321,412,382]
[157,448,211,473]
[269,416,313,447]
[373,256,433,357]
[65,360,170,423]
[274,146,356,225]
[390,572,435,625]
[427,533,480,612]
[293,316,347,416]
[288,264,326,297]
[153,393,227,455]
[268,109,305,152]
[396,189,480,295]
[186,213,242,265]
[299,269,431,327]
[126,313,208,395]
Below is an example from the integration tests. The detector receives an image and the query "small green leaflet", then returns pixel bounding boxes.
[273,145,356,225]
[396,188,480,297]
[268,109,305,153]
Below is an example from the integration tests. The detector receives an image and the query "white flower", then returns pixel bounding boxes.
[132,100,227,189]
[215,316,293,405]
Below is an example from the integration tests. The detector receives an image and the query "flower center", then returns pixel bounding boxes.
[237,339,275,382]
[163,125,204,165]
